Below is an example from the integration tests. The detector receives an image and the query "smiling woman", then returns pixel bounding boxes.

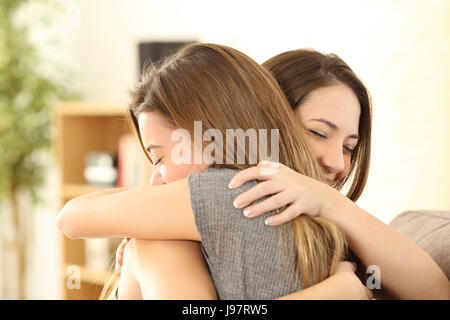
[224,48,449,299]
[262,49,372,200]
[296,84,361,184]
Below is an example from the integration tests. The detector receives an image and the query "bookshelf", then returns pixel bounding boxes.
[53,102,152,299]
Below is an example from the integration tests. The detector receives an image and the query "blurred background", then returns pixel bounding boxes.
[0,0,449,299]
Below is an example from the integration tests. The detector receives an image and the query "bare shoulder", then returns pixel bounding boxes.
[117,238,142,299]
[133,239,209,271]
[132,239,218,299]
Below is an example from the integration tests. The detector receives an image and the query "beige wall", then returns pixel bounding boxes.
[352,1,450,222]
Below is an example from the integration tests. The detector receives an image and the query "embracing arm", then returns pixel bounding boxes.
[278,273,370,300]
[278,261,372,300]
[321,192,450,300]
[230,162,450,300]
[56,178,201,241]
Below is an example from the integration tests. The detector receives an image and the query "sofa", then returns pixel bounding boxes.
[373,210,450,299]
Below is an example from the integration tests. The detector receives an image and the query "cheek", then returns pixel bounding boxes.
[303,135,323,158]
[339,155,352,179]
[160,162,207,183]
[160,143,209,183]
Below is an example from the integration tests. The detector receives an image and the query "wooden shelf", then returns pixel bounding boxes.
[53,102,152,300]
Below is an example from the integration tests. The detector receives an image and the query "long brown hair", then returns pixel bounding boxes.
[103,43,348,297]
[263,49,372,201]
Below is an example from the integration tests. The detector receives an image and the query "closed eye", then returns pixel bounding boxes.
[310,129,355,154]
[309,130,327,139]
[153,158,162,166]
[344,146,355,154]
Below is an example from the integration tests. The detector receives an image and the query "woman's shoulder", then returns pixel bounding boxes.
[187,167,299,299]
[188,167,240,180]
[187,165,285,247]
[187,167,257,204]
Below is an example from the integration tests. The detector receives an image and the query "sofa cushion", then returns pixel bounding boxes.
[389,210,450,280]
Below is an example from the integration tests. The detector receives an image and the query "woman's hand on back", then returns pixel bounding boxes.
[333,261,373,300]
[229,160,337,226]
[115,237,131,278]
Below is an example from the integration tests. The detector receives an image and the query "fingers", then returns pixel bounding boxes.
[115,260,121,277]
[366,286,374,300]
[240,190,296,219]
[233,180,285,210]
[115,237,130,277]
[263,203,305,226]
[336,261,357,274]
[336,261,373,300]
[229,161,282,189]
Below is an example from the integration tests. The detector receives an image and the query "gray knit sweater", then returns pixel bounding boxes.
[188,167,303,300]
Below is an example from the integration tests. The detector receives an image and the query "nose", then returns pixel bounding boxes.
[149,170,165,185]
[317,146,345,177]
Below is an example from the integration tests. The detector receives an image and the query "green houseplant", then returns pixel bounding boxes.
[0,0,78,299]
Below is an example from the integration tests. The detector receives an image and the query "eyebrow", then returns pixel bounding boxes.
[308,118,359,140]
[145,144,162,152]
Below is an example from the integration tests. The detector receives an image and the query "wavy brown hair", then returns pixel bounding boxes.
[263,49,372,201]
[103,43,348,298]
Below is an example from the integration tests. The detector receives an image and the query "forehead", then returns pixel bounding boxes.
[137,111,174,144]
[297,84,361,133]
